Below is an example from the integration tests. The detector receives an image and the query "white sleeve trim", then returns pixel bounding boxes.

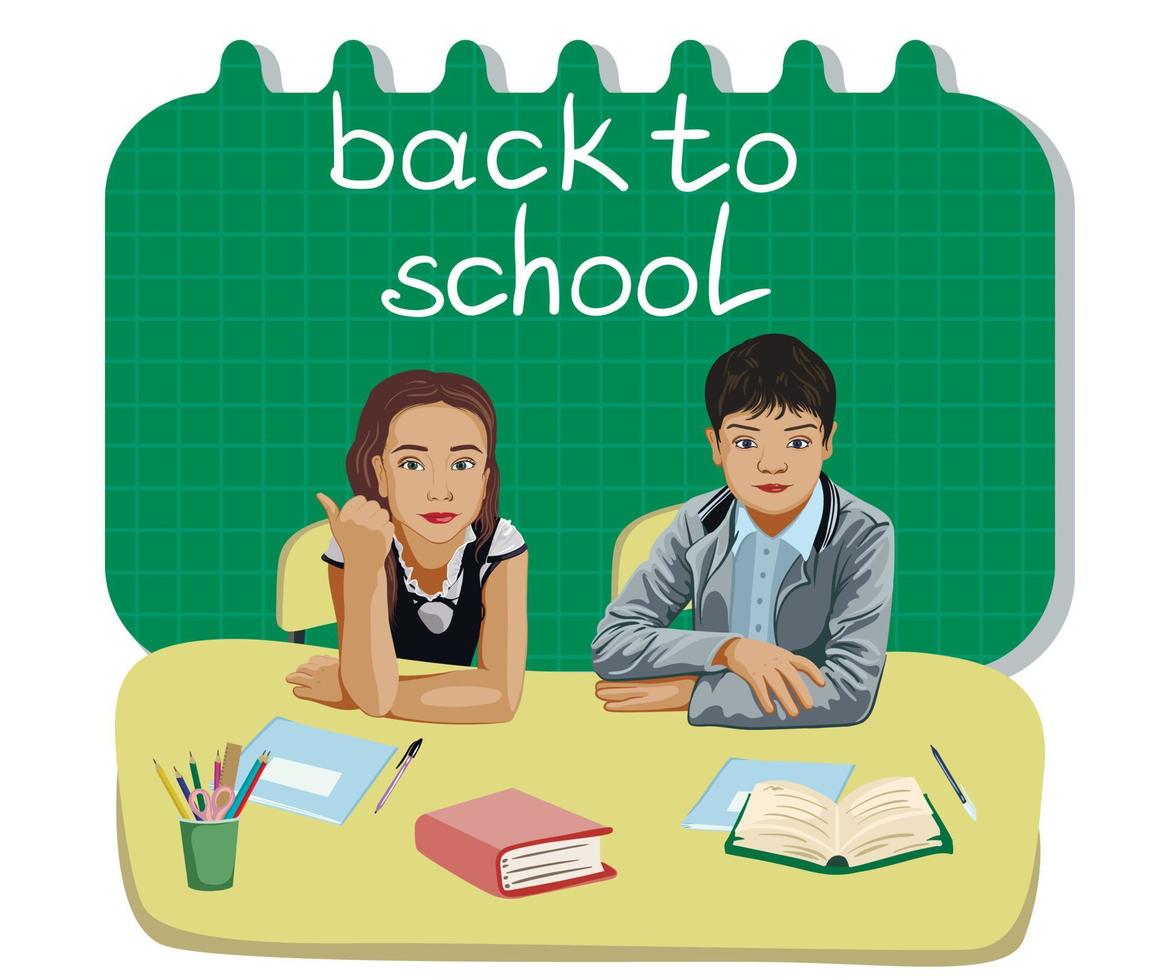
[488,518,526,559]
[322,535,345,566]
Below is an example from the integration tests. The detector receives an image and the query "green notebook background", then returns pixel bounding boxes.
[724,791,954,874]
[105,39,1055,666]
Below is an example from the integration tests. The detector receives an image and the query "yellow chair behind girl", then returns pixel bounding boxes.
[276,520,336,642]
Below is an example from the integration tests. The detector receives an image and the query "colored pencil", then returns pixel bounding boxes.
[174,769,201,820]
[188,752,202,791]
[155,759,193,819]
[213,751,222,792]
[226,751,270,819]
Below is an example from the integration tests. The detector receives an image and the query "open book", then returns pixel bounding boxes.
[725,776,953,874]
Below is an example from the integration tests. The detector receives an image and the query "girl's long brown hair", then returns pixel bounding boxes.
[346,370,501,621]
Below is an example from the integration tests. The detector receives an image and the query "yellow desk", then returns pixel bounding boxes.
[116,641,1042,963]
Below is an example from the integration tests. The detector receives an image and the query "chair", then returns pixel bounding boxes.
[610,504,687,604]
[276,520,337,642]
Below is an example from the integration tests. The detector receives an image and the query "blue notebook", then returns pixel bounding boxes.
[683,758,855,831]
[239,717,397,824]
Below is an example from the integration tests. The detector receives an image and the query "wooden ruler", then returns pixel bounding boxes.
[221,742,243,789]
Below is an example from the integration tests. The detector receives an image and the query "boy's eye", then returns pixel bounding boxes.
[733,438,758,450]
[787,438,811,449]
[399,459,425,471]
[450,458,476,472]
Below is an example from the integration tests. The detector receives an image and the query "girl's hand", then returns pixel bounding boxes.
[317,492,395,571]
[285,655,357,709]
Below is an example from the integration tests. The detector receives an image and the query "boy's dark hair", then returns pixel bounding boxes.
[705,333,836,443]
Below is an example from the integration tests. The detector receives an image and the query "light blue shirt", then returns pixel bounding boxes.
[728,482,825,644]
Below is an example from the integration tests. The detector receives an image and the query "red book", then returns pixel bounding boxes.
[414,788,617,898]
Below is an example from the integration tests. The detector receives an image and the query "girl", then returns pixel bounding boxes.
[285,370,528,723]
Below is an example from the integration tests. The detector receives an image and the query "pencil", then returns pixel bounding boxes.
[226,750,270,819]
[154,759,193,819]
[188,752,202,791]
[174,769,201,820]
[213,751,222,792]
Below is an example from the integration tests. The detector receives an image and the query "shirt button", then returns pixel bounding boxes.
[755,624,762,632]
[757,598,764,605]
[763,548,770,556]
[760,572,766,579]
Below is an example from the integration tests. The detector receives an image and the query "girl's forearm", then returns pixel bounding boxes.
[338,563,400,716]
[386,669,521,724]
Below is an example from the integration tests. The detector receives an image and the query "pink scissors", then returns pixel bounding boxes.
[189,785,235,821]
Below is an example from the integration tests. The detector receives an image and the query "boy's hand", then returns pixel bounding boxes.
[713,638,826,716]
[317,492,394,570]
[285,655,357,709]
[594,676,696,712]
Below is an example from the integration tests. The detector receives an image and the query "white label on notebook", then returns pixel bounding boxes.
[728,791,751,813]
[259,758,341,797]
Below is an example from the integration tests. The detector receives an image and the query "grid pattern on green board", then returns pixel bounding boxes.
[105,39,1056,667]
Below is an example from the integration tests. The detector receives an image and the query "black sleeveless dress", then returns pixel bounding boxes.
[389,530,491,667]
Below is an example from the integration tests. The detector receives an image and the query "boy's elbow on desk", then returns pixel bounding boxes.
[589,634,620,680]
[590,623,653,680]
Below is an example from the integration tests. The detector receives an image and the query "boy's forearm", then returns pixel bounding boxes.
[592,619,739,679]
[338,563,400,716]
[688,648,885,729]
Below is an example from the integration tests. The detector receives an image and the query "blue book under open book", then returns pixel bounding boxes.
[240,717,397,824]
[683,758,855,831]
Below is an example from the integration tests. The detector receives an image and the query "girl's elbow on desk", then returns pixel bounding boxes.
[348,678,400,718]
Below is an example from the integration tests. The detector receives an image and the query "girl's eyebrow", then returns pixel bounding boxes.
[450,444,482,452]
[392,444,428,453]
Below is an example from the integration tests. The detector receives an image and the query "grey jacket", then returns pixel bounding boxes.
[591,474,894,729]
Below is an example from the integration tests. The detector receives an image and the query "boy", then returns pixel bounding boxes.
[591,333,894,728]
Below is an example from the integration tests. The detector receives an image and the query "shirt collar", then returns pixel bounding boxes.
[393,524,476,601]
[730,480,825,560]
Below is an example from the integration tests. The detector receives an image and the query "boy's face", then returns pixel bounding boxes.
[706,407,835,517]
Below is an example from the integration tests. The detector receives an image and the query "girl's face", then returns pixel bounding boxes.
[371,401,490,546]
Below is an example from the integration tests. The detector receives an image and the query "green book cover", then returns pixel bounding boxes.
[724,790,953,875]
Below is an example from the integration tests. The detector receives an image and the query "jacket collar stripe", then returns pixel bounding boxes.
[697,486,734,533]
[810,472,839,552]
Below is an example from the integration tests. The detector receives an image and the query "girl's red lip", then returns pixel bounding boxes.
[419,512,459,524]
[756,484,789,493]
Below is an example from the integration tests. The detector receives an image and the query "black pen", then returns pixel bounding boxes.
[931,744,976,821]
[374,738,422,813]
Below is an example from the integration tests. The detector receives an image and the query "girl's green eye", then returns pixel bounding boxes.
[734,438,758,450]
[400,459,424,471]
[787,438,810,449]
[451,458,476,472]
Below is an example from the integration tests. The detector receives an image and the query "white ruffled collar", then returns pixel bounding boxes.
[393,524,477,601]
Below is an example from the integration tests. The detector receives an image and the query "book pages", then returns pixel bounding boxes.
[732,781,841,866]
[837,777,942,867]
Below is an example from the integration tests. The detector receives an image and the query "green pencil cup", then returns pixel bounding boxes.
[179,818,240,891]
